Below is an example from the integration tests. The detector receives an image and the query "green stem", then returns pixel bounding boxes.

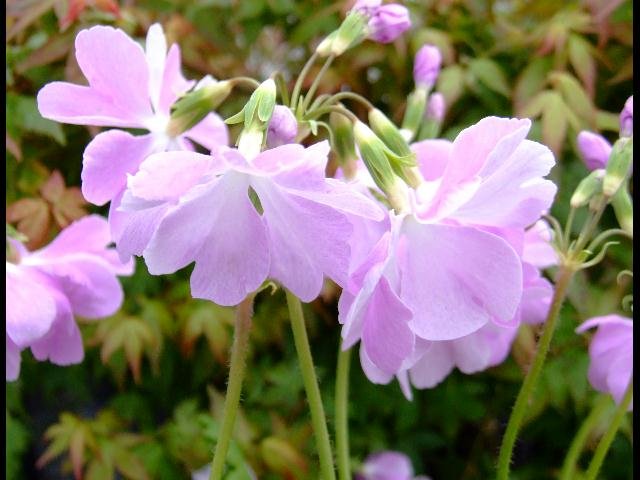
[325,91,375,111]
[585,380,633,480]
[573,197,607,254]
[285,290,337,480]
[496,266,575,480]
[335,343,352,480]
[563,207,576,252]
[559,395,610,480]
[209,293,256,480]
[301,55,336,114]
[291,52,319,111]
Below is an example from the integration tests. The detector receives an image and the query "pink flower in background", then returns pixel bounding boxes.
[413,45,442,90]
[576,315,633,411]
[266,105,298,148]
[37,24,228,253]
[620,95,633,137]
[353,1,411,44]
[6,215,133,381]
[426,92,445,122]
[119,141,385,306]
[356,450,431,480]
[340,117,557,382]
[576,131,612,170]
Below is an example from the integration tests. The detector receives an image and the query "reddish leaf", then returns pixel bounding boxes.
[6,197,51,249]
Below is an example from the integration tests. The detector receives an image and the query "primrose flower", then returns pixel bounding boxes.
[353,1,411,44]
[620,95,633,137]
[119,141,384,306]
[266,105,298,148]
[37,24,228,248]
[577,131,612,170]
[426,92,445,122]
[413,45,442,90]
[340,117,557,381]
[356,450,431,480]
[6,215,132,381]
[577,315,633,411]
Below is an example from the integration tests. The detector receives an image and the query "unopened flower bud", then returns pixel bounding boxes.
[570,169,605,208]
[619,95,633,137]
[367,4,411,43]
[330,112,359,178]
[167,78,232,137]
[226,79,276,130]
[426,92,445,122]
[576,131,612,171]
[413,44,442,90]
[316,10,369,57]
[353,120,408,212]
[611,185,633,235]
[400,88,427,142]
[266,105,298,148]
[603,136,633,197]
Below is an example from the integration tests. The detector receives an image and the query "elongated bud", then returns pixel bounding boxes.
[413,44,442,90]
[266,105,298,148]
[369,109,422,188]
[570,169,605,208]
[330,111,359,178]
[353,120,408,212]
[400,88,427,142]
[576,131,612,171]
[166,77,232,137]
[611,185,633,235]
[226,79,276,157]
[417,92,445,140]
[619,95,633,138]
[316,9,369,57]
[603,137,633,197]
[367,4,411,43]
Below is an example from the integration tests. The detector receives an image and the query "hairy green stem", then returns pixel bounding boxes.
[209,293,256,480]
[291,52,319,111]
[335,343,352,480]
[559,395,610,480]
[585,380,633,480]
[496,266,575,480]
[285,290,337,480]
[300,55,336,114]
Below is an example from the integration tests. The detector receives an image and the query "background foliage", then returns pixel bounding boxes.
[6,0,633,478]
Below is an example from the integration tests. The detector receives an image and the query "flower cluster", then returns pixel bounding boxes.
[6,216,132,380]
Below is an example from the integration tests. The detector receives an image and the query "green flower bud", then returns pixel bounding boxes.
[603,136,633,197]
[166,77,232,137]
[611,185,633,235]
[353,120,409,212]
[400,88,427,142]
[570,169,604,208]
[316,10,368,57]
[330,111,358,178]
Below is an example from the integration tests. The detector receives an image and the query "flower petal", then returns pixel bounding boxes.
[6,335,22,381]
[184,113,230,152]
[408,342,455,389]
[158,44,194,115]
[145,23,167,113]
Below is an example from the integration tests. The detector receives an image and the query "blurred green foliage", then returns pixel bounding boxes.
[6,0,633,479]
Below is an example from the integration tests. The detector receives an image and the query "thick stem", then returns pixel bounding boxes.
[559,395,610,480]
[335,343,352,480]
[209,294,256,480]
[496,266,575,480]
[285,290,337,480]
[584,380,633,480]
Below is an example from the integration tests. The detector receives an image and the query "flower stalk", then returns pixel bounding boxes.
[335,343,352,480]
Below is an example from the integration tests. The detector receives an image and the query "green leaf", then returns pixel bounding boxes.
[6,93,65,145]
[6,411,30,480]
[436,65,465,108]
[541,91,568,156]
[568,34,596,97]
[467,58,511,97]
[548,71,596,129]
[514,57,552,113]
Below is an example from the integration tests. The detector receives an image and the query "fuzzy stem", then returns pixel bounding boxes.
[209,293,255,480]
[335,343,352,480]
[285,290,337,480]
[584,380,633,480]
[559,395,610,480]
[496,266,575,480]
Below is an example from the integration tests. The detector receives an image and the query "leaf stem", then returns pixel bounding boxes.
[209,293,256,480]
[285,290,337,480]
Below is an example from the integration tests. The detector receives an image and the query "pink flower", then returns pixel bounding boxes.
[356,450,431,480]
[118,141,385,306]
[367,4,411,43]
[576,131,612,171]
[620,95,633,137]
[37,24,228,252]
[413,45,442,89]
[426,92,445,122]
[6,215,133,381]
[576,315,633,411]
[339,117,557,382]
[266,105,298,148]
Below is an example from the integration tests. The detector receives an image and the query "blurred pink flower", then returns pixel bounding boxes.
[6,215,133,381]
[577,315,633,411]
[353,1,411,44]
[577,131,612,171]
[413,45,442,89]
[620,95,633,137]
[267,105,298,148]
[118,141,385,306]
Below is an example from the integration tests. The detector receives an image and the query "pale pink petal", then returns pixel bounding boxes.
[6,335,21,381]
[35,214,111,258]
[519,263,553,325]
[74,26,153,123]
[115,204,170,260]
[82,130,158,205]
[522,220,558,268]
[607,351,633,409]
[400,219,522,341]
[408,342,455,389]
[158,44,194,115]
[362,451,414,479]
[143,173,270,306]
[184,113,229,151]
[252,177,352,300]
[6,265,57,347]
[412,139,452,181]
[30,293,84,366]
[362,277,414,374]
[359,345,394,385]
[145,23,167,113]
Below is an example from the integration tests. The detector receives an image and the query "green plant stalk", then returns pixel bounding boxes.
[209,293,256,480]
[496,266,575,480]
[335,343,352,480]
[291,52,319,111]
[301,54,336,114]
[559,395,610,480]
[285,289,337,480]
[584,380,633,480]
